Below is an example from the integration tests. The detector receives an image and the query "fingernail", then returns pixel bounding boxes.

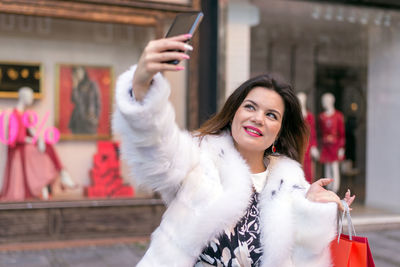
[184,34,192,39]
[184,44,193,51]
[182,54,190,60]
[176,66,184,70]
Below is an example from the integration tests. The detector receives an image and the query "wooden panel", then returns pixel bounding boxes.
[0,0,201,25]
[0,0,158,25]
[0,210,49,241]
[0,201,165,243]
[72,0,196,11]
[61,206,158,234]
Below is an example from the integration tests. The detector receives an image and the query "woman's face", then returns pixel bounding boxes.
[231,86,285,157]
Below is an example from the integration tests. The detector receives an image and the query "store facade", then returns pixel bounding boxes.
[225,0,400,212]
[1,0,400,244]
[0,0,203,243]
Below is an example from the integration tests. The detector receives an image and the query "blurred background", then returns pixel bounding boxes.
[0,0,399,266]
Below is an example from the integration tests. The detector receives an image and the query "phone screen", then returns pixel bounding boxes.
[165,12,203,38]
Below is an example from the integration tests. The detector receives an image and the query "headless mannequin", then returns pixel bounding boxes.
[2,87,76,201]
[297,92,319,183]
[17,88,50,198]
[319,93,345,193]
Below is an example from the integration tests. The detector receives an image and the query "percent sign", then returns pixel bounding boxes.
[0,110,60,145]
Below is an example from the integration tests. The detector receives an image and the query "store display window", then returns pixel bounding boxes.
[250,0,400,210]
[0,14,157,202]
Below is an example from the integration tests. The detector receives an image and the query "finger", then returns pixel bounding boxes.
[147,39,193,53]
[328,191,343,210]
[309,190,342,208]
[345,189,350,199]
[346,195,356,207]
[315,178,333,187]
[147,62,186,72]
[146,51,190,64]
[166,33,192,42]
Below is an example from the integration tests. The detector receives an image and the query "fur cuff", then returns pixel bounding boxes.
[292,193,337,253]
[114,65,171,128]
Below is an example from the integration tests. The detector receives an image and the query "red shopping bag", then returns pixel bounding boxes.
[330,200,375,267]
[330,233,375,267]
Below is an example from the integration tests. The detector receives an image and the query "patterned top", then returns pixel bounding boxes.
[195,192,263,267]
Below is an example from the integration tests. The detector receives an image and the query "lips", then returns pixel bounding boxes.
[244,126,263,137]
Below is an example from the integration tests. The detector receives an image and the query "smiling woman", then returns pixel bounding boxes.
[196,74,307,168]
[112,34,355,267]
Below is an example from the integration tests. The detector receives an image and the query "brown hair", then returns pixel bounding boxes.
[196,74,308,164]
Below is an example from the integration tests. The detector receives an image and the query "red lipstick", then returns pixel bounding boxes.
[243,126,263,137]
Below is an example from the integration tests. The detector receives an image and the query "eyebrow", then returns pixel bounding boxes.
[243,99,282,119]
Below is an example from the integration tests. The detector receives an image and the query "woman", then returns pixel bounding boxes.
[112,34,355,267]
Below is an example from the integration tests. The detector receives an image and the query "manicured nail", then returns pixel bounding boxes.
[184,34,192,39]
[184,44,193,51]
[176,66,185,70]
[182,54,190,60]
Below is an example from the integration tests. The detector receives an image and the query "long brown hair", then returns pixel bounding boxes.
[196,74,309,164]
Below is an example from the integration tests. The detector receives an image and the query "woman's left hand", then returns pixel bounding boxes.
[306,178,355,211]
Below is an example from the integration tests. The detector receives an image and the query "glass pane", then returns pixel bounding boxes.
[0,14,155,202]
[251,0,400,209]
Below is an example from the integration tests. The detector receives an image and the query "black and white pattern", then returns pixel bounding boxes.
[196,192,263,267]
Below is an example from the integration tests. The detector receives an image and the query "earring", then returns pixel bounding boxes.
[272,143,277,153]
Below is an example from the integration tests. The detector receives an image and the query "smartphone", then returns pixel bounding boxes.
[164,11,204,65]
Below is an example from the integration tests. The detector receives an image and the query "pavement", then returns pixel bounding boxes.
[1,204,400,267]
[0,239,148,267]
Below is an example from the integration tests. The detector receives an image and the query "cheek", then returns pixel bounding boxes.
[231,112,241,133]
[267,122,282,138]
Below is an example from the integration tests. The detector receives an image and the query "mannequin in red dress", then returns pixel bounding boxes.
[318,93,345,193]
[0,87,76,201]
[297,92,319,183]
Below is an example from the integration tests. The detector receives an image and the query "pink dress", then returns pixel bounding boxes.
[318,110,345,163]
[1,109,61,201]
[304,112,317,183]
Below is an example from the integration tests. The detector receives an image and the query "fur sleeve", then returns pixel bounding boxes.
[291,182,337,266]
[265,156,337,266]
[112,65,199,203]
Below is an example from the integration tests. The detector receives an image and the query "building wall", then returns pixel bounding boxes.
[366,25,400,212]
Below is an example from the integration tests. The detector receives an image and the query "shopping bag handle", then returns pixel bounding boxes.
[337,200,356,242]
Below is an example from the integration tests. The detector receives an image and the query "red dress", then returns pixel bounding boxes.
[304,112,317,183]
[318,110,345,163]
[0,109,62,201]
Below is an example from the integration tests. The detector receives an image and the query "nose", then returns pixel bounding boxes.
[250,111,264,125]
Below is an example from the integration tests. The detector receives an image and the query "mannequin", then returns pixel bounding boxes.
[0,87,76,201]
[318,93,345,193]
[297,92,319,183]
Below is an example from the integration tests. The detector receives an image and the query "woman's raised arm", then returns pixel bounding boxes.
[112,35,199,204]
[132,34,193,101]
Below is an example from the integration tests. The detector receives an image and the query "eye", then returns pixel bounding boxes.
[266,112,277,120]
[244,104,255,111]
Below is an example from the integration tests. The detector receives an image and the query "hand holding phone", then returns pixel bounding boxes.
[164,11,203,65]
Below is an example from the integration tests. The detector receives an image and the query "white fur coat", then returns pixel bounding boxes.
[113,65,337,267]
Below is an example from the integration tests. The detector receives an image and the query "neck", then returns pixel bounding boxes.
[16,102,25,112]
[324,107,335,116]
[238,149,266,173]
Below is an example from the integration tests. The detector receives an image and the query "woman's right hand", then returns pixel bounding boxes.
[132,34,193,101]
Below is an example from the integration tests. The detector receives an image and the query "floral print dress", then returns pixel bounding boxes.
[195,170,268,267]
